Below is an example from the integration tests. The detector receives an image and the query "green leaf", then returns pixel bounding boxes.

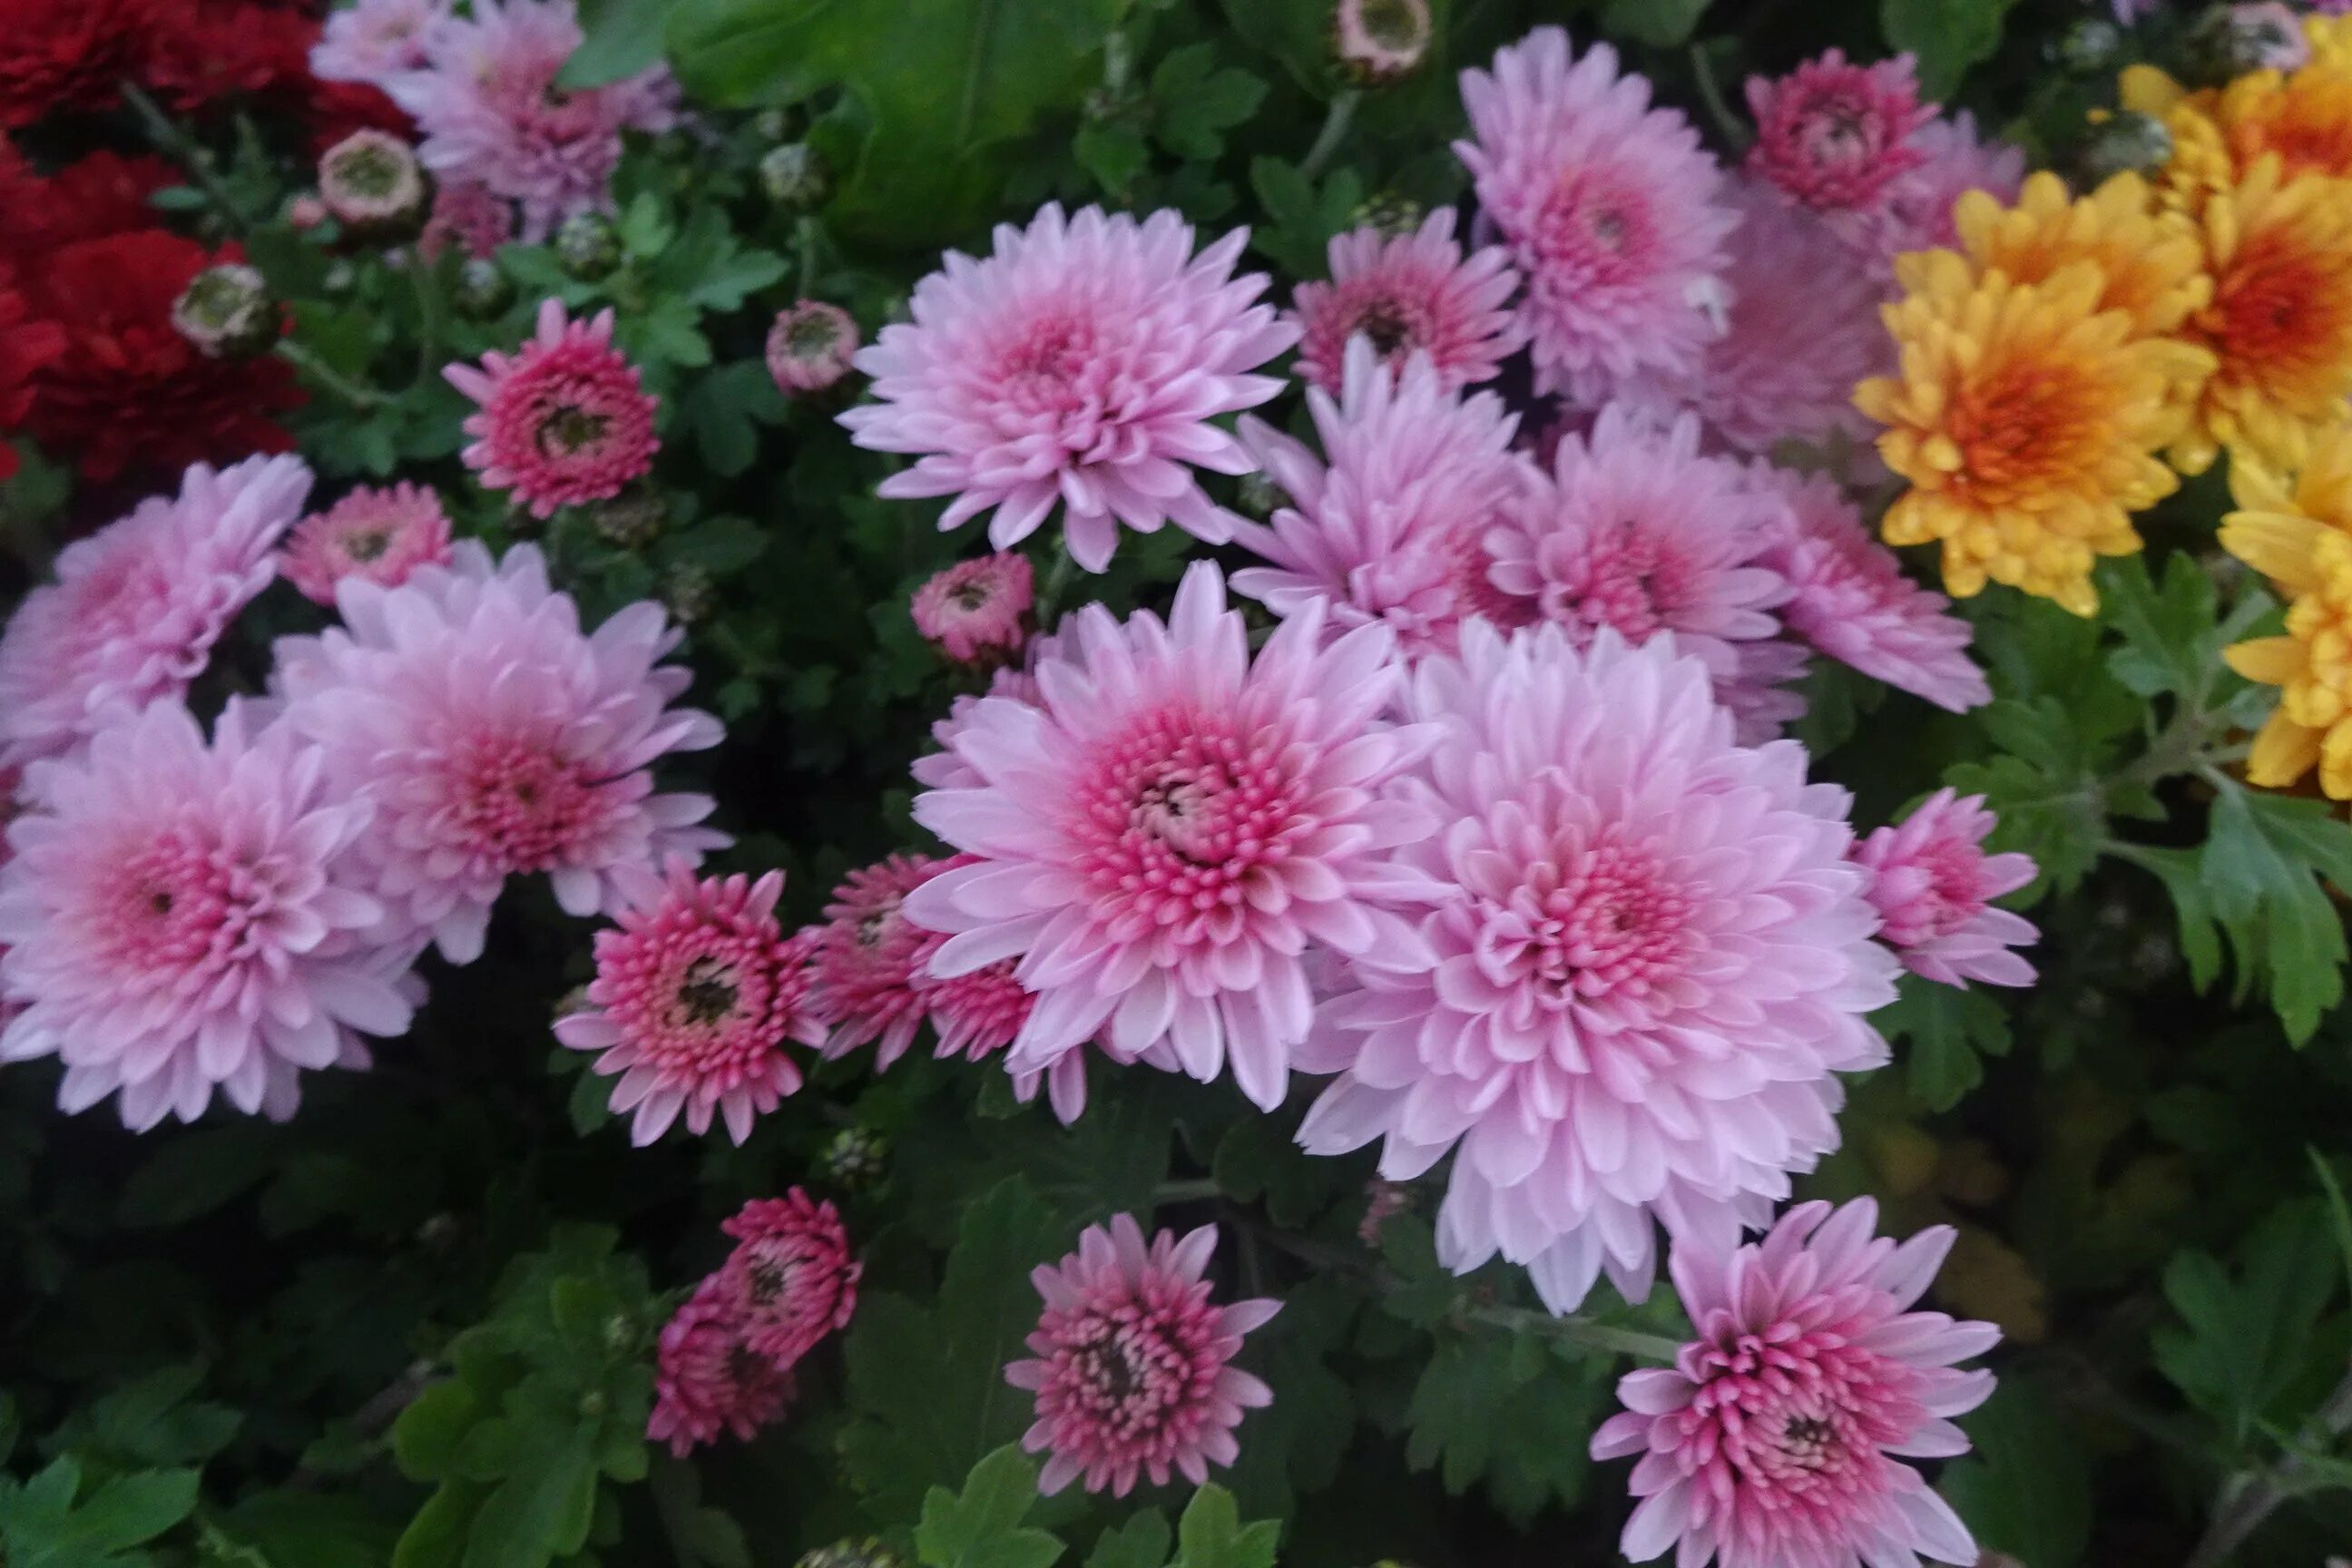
[1150,46,1266,162]
[915,1447,1063,1568]
[661,516,768,575]
[1084,1513,1171,1568]
[393,1382,482,1482]
[683,246,789,312]
[1171,1486,1278,1568]
[2200,783,2352,1042]
[1882,0,2021,99]
[1213,0,1333,97]
[1600,0,1710,47]
[117,1127,279,1227]
[392,1485,484,1568]
[561,0,681,88]
[2152,1199,2347,1446]
[3,1463,201,1565]
[1073,122,1150,199]
[211,1491,400,1568]
[1399,1319,1614,1525]
[50,1365,240,1470]
[1938,1380,2093,1568]
[1875,976,2014,1113]
[459,1436,599,1568]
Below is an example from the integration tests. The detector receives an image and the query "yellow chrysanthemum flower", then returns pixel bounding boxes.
[2119,64,2235,212]
[2220,423,2352,582]
[2223,523,2352,797]
[2172,159,2352,473]
[2213,57,2352,182]
[2311,15,2352,70]
[1952,172,2210,338]
[1854,254,2213,616]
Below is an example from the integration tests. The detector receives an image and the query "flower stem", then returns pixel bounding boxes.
[1689,44,1749,152]
[1298,91,1360,183]
[407,253,447,394]
[1034,546,1079,631]
[121,81,250,234]
[274,339,386,410]
[1152,1178,1222,1205]
[2186,1367,2352,1568]
[1465,1304,1685,1364]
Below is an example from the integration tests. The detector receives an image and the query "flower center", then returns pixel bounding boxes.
[448,732,608,872]
[1352,299,1417,357]
[538,403,611,456]
[1796,98,1876,172]
[1948,355,2106,496]
[949,579,994,612]
[1061,1310,1194,1439]
[342,524,395,564]
[1000,314,1101,417]
[671,956,741,1027]
[1534,170,1653,289]
[328,143,406,200]
[786,312,842,358]
[1356,0,1426,51]
[96,828,270,977]
[1476,836,1693,1004]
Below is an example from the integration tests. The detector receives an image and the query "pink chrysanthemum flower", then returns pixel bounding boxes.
[1484,404,1795,731]
[839,204,1297,573]
[280,482,454,605]
[1853,790,2037,988]
[446,299,658,518]
[1744,51,1934,216]
[1289,210,1522,396]
[417,179,515,262]
[648,1279,796,1458]
[1004,1214,1280,1497]
[1233,340,1528,658]
[386,0,677,242]
[554,860,823,1145]
[1455,27,1739,397]
[766,300,858,397]
[1718,635,1814,748]
[0,454,310,769]
[1297,626,1898,1311]
[812,853,940,1071]
[1867,111,2027,264]
[912,554,1034,665]
[906,562,1440,1112]
[0,701,417,1131]
[273,542,725,963]
[921,947,1034,1065]
[1592,1199,1998,1568]
[312,0,448,83]
[714,1190,862,1366]
[1747,465,1989,713]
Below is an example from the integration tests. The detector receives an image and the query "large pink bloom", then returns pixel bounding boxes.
[446,300,659,518]
[1853,789,2037,988]
[0,701,416,1131]
[1865,110,2026,265]
[386,0,677,241]
[1297,627,1897,1311]
[714,1190,861,1366]
[1592,1199,1998,1568]
[1289,209,1522,396]
[273,542,725,964]
[1455,27,1738,397]
[1744,51,1934,216]
[839,204,1296,573]
[0,455,311,768]
[1232,340,1528,658]
[1005,1214,1279,1496]
[648,1278,796,1458]
[280,481,454,606]
[906,563,1440,1112]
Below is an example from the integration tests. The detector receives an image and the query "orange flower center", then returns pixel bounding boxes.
[2213,225,2352,396]
[1947,354,2107,500]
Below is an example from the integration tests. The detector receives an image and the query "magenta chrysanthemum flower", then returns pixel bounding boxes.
[839,204,1297,573]
[648,1279,796,1458]
[1867,111,2027,264]
[1233,340,1527,658]
[0,454,311,769]
[1297,626,1898,1311]
[386,0,677,241]
[1744,51,1934,216]
[1592,1199,1998,1568]
[714,1190,861,1366]
[554,860,823,1145]
[912,554,1034,665]
[312,0,447,83]
[1854,790,2037,989]
[417,179,515,262]
[906,563,1440,1112]
[0,701,418,1131]
[921,946,1034,1065]
[1747,465,1989,713]
[765,300,858,397]
[280,481,454,605]
[1004,1214,1279,1496]
[273,542,725,963]
[1455,27,1738,397]
[446,299,658,518]
[812,853,939,1071]
[1289,210,1521,396]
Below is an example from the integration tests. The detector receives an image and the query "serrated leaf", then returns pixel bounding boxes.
[1084,1513,1171,1568]
[915,1447,1063,1568]
[117,1128,279,1227]
[1399,1321,1612,1524]
[460,1436,598,1568]
[1937,1379,2092,1568]
[1073,122,1149,200]
[560,0,680,87]
[1882,0,2021,99]
[2152,1199,2347,1446]
[1601,0,1710,46]
[1171,1485,1277,1568]
[1875,976,2013,1113]
[660,516,768,574]
[392,1383,482,1482]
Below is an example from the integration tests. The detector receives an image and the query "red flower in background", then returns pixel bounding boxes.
[302,79,413,154]
[134,0,314,115]
[0,270,66,481]
[0,0,156,128]
[0,150,178,269]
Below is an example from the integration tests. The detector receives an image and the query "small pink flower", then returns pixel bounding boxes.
[1332,0,1433,83]
[311,0,447,83]
[280,482,454,605]
[1289,209,1521,396]
[446,299,658,517]
[715,1190,862,1366]
[555,860,824,1145]
[648,1279,795,1457]
[813,853,939,1071]
[288,194,329,231]
[1744,51,1934,215]
[417,179,515,261]
[1005,1214,1279,1496]
[1866,110,2025,265]
[911,554,1034,664]
[920,947,1034,1065]
[1852,790,2037,988]
[1592,1198,1998,1568]
[766,300,858,397]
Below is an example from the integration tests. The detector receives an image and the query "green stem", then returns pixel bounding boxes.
[407,253,447,394]
[1034,546,1079,631]
[274,340,386,410]
[1689,44,1749,152]
[1298,91,1360,183]
[795,217,823,300]
[1152,1178,1222,1205]
[1465,1305,1685,1364]
[121,81,249,233]
[2186,1368,2352,1568]
[648,1452,702,1568]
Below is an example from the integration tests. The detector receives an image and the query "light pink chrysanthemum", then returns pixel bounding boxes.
[1289,210,1522,396]
[906,562,1441,1112]
[1004,1214,1280,1496]
[554,860,823,1145]
[417,179,515,261]
[386,0,677,242]
[312,0,448,83]
[921,947,1034,1065]
[648,1279,796,1458]
[446,299,658,517]
[912,554,1034,665]
[839,204,1297,573]
[1853,789,2037,988]
[0,701,417,1131]
[1297,626,1898,1312]
[0,454,311,769]
[1485,404,1795,727]
[280,482,454,605]
[1455,27,1739,397]
[714,1190,862,1366]
[766,300,858,397]
[1592,1199,1998,1568]
[273,541,726,964]
[1866,110,2027,265]
[812,853,939,1071]
[1718,635,1814,748]
[1744,51,1934,216]
[1747,465,1989,712]
[1233,340,1527,658]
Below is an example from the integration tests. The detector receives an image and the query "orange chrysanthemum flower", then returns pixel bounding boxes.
[2223,519,2352,798]
[2220,423,2352,580]
[2119,64,2235,214]
[1854,253,2211,615]
[2173,159,2352,474]
[1954,172,2210,338]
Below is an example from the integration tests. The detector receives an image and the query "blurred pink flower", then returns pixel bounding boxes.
[280,481,453,605]
[1867,110,2027,264]
[649,1278,796,1457]
[1853,789,2037,987]
[1744,51,1934,215]
[1289,209,1521,395]
[911,553,1034,665]
[446,299,658,517]
[766,299,859,397]
[813,853,939,1070]
[311,0,447,83]
[417,179,515,261]
[714,1190,861,1366]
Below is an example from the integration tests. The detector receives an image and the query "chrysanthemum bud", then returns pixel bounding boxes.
[2050,17,2122,75]
[453,256,514,318]
[288,193,329,232]
[2078,110,2175,183]
[795,1541,906,1568]
[661,561,715,625]
[822,1126,890,1191]
[759,142,831,210]
[753,108,791,142]
[1236,471,1284,518]
[171,263,277,360]
[765,299,859,398]
[555,210,622,279]
[1348,191,1424,239]
[2181,1,2309,83]
[1330,0,1432,85]
[318,129,430,243]
[591,488,667,550]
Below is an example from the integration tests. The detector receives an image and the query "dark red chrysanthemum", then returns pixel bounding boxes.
[0,151,179,270]
[0,0,157,128]
[133,0,315,115]
[301,79,415,155]
[16,231,302,484]
[0,269,65,482]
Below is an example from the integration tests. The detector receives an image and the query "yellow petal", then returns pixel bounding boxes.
[2249,708,2324,787]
